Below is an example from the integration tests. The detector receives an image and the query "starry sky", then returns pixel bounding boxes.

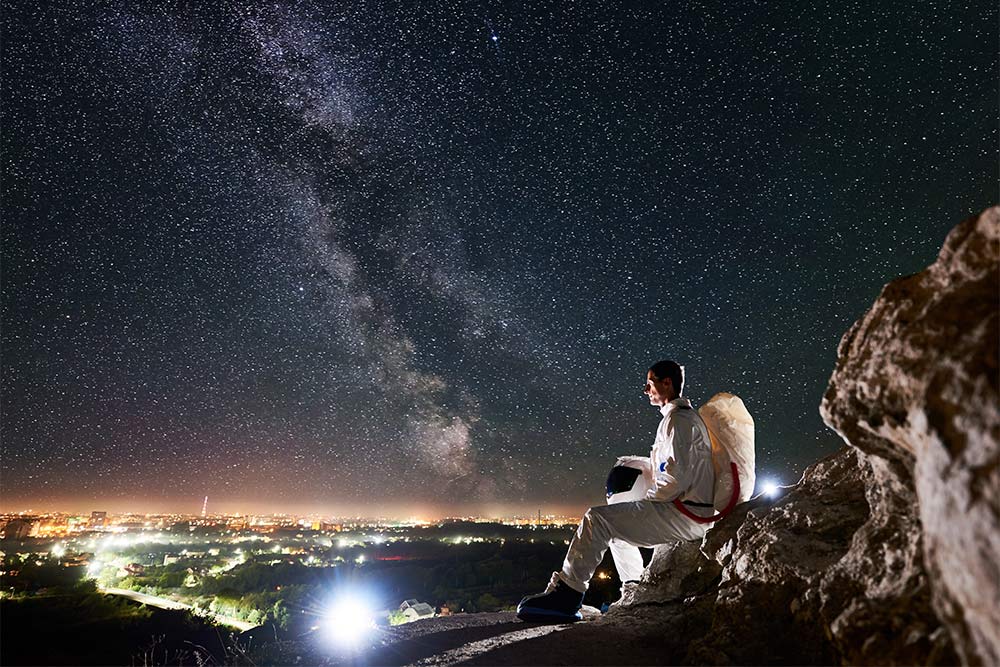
[2,1,996,517]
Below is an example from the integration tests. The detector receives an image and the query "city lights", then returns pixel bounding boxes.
[1,508,583,640]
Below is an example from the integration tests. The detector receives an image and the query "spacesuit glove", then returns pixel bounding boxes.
[615,455,650,468]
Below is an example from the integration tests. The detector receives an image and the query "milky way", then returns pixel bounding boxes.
[2,1,995,515]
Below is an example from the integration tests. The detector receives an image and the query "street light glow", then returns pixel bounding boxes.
[320,593,376,648]
[761,480,781,497]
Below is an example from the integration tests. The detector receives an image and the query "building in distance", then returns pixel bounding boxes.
[399,599,435,622]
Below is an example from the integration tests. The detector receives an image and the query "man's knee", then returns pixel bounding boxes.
[582,505,616,531]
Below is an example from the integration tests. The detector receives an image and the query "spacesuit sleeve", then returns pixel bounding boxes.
[645,417,694,502]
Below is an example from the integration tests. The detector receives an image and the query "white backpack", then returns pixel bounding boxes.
[698,392,756,510]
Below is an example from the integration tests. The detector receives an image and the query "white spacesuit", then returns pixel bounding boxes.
[558,397,716,591]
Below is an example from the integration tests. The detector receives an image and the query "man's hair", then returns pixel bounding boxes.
[649,359,685,396]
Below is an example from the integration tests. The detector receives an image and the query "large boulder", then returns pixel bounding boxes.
[613,540,720,608]
[821,206,1000,664]
[688,444,958,665]
[687,447,872,665]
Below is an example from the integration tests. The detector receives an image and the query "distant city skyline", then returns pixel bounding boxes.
[0,498,590,521]
[0,507,584,532]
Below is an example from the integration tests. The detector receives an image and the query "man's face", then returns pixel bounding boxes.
[643,371,673,407]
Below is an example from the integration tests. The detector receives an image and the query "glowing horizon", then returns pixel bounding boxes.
[0,496,585,521]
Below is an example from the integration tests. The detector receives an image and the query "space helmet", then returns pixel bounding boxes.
[606,459,651,504]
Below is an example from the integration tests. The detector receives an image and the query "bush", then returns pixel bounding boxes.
[476,593,502,612]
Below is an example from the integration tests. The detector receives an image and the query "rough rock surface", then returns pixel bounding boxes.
[821,206,999,664]
[690,445,955,665]
[689,447,875,665]
[615,539,720,608]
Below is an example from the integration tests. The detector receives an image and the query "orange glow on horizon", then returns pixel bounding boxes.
[0,496,587,521]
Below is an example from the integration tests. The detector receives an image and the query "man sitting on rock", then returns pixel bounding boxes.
[516,359,717,622]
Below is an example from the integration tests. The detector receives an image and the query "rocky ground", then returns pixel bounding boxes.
[247,610,587,666]
[252,604,723,666]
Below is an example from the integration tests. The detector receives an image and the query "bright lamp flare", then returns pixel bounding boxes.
[761,480,780,497]
[321,596,376,647]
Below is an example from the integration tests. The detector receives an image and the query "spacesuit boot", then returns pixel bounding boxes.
[516,573,584,622]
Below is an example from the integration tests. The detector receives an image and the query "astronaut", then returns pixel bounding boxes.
[516,359,716,622]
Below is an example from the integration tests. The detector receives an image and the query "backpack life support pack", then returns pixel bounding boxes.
[672,392,756,524]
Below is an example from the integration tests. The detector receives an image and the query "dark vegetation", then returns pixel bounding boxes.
[1,533,628,665]
[0,581,232,666]
[183,540,596,633]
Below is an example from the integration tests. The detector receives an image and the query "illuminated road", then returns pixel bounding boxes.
[101,587,257,632]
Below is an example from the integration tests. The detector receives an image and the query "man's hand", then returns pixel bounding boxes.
[614,455,654,485]
[615,455,650,468]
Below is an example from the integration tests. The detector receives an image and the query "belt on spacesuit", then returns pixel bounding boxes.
[673,461,741,524]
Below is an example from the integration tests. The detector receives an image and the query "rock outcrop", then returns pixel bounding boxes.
[821,206,1000,664]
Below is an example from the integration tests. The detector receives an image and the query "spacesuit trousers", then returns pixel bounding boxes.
[557,500,709,592]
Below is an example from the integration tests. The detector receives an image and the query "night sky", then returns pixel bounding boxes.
[3,1,996,517]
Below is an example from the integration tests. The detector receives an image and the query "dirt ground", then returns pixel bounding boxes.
[277,605,687,666]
